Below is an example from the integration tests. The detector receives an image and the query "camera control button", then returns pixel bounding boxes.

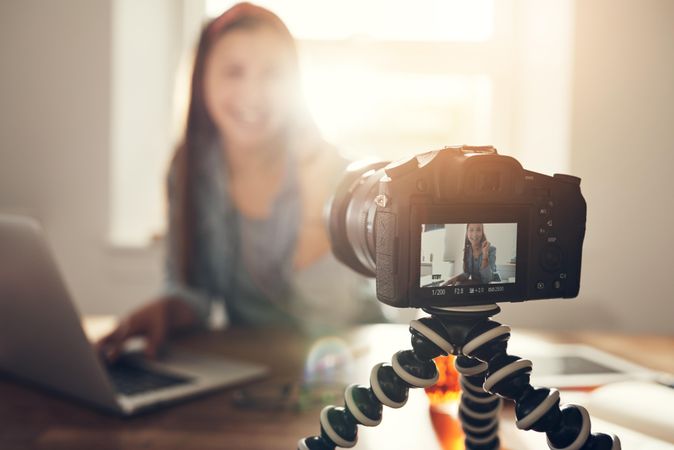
[553,280,562,290]
[538,226,547,236]
[540,244,564,272]
[374,194,389,207]
[536,281,545,290]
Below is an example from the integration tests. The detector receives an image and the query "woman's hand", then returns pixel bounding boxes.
[481,240,491,259]
[443,277,457,286]
[443,274,465,286]
[294,146,336,269]
[95,298,198,363]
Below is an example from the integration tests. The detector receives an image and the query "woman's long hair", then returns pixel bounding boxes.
[462,223,488,274]
[171,3,319,284]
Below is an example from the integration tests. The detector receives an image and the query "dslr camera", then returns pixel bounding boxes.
[328,145,586,309]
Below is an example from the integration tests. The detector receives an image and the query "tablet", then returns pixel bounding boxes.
[507,339,655,389]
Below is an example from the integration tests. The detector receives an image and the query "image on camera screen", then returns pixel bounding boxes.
[420,223,517,288]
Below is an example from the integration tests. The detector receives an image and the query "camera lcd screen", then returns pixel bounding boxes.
[420,223,517,290]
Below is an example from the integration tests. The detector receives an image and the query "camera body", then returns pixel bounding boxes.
[329,145,586,309]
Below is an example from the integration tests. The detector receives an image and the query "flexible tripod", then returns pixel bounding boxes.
[298,304,621,450]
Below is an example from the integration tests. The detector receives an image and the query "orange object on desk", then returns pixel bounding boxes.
[426,355,465,450]
[425,355,461,404]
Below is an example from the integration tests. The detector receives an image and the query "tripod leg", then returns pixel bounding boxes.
[455,355,501,450]
[460,319,621,450]
[298,320,451,450]
[299,311,622,450]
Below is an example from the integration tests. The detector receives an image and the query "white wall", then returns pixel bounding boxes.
[110,0,183,246]
[421,228,454,281]
[0,0,164,317]
[499,0,674,333]
[509,0,574,176]
[483,223,516,266]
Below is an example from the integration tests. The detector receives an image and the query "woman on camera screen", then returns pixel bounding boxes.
[97,3,382,361]
[444,223,497,286]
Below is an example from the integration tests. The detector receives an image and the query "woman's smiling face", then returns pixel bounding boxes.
[203,25,297,150]
[466,223,484,246]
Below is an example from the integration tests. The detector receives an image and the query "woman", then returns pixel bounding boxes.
[444,223,497,286]
[98,3,382,361]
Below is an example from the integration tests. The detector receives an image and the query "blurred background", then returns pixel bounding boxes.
[0,0,672,333]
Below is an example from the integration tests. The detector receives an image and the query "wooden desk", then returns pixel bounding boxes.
[0,324,672,450]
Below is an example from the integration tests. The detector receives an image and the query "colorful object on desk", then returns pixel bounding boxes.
[232,381,344,412]
[429,405,465,450]
[425,355,461,405]
[426,355,464,450]
[233,336,358,413]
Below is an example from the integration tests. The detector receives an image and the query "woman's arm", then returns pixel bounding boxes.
[161,158,212,326]
[443,272,469,286]
[294,144,339,269]
[479,246,497,283]
[95,296,198,362]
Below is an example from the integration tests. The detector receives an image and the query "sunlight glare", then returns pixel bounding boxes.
[206,0,494,42]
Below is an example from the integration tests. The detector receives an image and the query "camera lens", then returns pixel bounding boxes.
[327,161,388,277]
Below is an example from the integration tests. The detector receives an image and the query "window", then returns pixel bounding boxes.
[110,0,573,246]
[207,0,498,161]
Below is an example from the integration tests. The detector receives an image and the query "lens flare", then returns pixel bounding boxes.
[304,336,354,385]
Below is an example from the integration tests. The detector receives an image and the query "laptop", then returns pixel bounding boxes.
[0,214,267,415]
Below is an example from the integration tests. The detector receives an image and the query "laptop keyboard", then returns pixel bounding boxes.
[107,362,192,396]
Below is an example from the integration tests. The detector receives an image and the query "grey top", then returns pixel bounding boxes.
[462,245,498,283]
[160,142,382,333]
